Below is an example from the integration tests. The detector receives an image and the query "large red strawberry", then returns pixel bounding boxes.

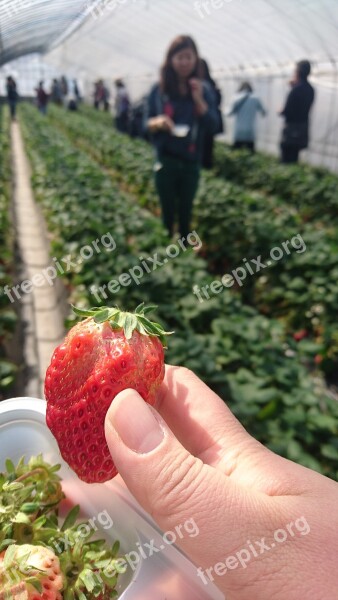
[45,304,171,484]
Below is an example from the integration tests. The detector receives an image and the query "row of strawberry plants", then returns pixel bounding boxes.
[0,105,17,399]
[45,104,338,380]
[213,144,338,223]
[62,104,157,210]
[18,102,338,480]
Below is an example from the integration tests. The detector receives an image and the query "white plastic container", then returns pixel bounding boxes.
[172,124,190,137]
[0,398,225,600]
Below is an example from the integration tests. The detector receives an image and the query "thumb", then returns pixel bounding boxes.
[105,389,267,574]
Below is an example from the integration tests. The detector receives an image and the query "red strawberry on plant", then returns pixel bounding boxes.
[45,304,172,484]
[293,329,308,342]
[314,354,323,365]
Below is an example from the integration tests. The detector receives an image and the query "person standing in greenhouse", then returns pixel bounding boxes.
[115,79,130,133]
[227,82,266,152]
[146,35,219,239]
[280,60,315,164]
[51,78,63,105]
[35,81,49,115]
[6,76,18,120]
[199,58,224,169]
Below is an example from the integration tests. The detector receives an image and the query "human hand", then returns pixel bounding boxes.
[189,78,204,102]
[105,365,338,600]
[148,114,174,133]
[189,78,208,115]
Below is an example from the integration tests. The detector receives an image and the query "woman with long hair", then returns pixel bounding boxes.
[146,35,219,239]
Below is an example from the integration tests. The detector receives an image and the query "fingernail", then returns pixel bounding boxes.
[108,390,164,453]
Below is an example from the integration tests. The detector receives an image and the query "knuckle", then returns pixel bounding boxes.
[176,366,196,383]
[150,451,204,521]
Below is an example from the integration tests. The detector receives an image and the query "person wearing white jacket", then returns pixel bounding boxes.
[227,82,266,152]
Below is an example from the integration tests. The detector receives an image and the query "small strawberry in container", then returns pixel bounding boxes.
[0,544,63,600]
[45,304,172,484]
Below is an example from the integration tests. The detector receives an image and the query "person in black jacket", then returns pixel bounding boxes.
[280,60,315,164]
[6,76,18,120]
[199,58,224,169]
[146,35,219,239]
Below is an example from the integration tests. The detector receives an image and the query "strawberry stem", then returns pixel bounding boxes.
[15,468,49,482]
[71,303,173,346]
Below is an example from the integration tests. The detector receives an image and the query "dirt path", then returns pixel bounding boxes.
[10,121,66,398]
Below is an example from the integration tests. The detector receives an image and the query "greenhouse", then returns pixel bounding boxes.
[0,1,337,599]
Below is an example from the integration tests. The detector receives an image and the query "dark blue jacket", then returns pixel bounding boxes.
[7,82,18,102]
[281,80,315,124]
[146,83,219,163]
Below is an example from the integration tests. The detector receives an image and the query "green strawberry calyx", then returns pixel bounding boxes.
[0,457,128,599]
[72,303,173,346]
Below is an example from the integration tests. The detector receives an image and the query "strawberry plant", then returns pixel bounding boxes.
[47,104,158,213]
[213,143,338,223]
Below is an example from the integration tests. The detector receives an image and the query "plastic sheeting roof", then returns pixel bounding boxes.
[0,0,91,65]
[1,0,338,74]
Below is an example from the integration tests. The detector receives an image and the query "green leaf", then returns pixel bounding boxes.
[0,539,16,552]
[309,414,337,434]
[3,544,17,568]
[29,578,43,593]
[135,303,145,314]
[79,568,101,593]
[94,308,110,324]
[142,304,158,315]
[71,305,98,318]
[321,444,338,460]
[111,540,120,557]
[61,505,80,531]
[2,481,24,492]
[13,512,31,524]
[33,516,47,529]
[123,313,138,339]
[257,399,278,420]
[5,459,15,474]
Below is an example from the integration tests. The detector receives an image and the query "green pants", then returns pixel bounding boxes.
[155,156,200,238]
